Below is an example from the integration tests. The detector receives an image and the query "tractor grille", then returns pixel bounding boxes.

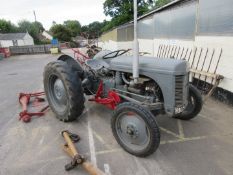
[175,75,185,107]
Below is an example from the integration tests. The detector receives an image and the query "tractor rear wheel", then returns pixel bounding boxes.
[44,60,85,122]
[111,102,160,157]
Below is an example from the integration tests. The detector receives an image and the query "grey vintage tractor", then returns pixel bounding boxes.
[43,49,203,157]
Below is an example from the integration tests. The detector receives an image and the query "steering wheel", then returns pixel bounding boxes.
[103,49,131,59]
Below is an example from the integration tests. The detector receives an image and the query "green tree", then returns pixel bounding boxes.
[81,25,88,33]
[156,0,172,8]
[81,21,110,39]
[0,19,18,33]
[34,21,45,32]
[64,20,81,37]
[87,21,103,38]
[80,25,89,38]
[104,0,155,26]
[18,20,44,44]
[102,0,173,32]
[50,24,72,42]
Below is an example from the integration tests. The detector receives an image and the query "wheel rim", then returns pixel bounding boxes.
[48,75,68,113]
[184,94,196,113]
[115,112,150,152]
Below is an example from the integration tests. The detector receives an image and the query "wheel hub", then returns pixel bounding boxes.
[116,112,150,150]
[54,79,66,104]
[126,124,138,138]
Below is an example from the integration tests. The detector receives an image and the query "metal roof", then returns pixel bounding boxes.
[0,33,27,40]
[101,0,187,34]
[138,0,186,20]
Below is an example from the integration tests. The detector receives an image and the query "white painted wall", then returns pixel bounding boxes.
[0,39,33,47]
[98,40,118,51]
[194,36,233,92]
[17,40,25,46]
[138,39,154,56]
[42,31,53,40]
[23,33,34,45]
[117,41,133,50]
[0,33,34,47]
[23,39,34,46]
[153,38,194,57]
[0,40,13,47]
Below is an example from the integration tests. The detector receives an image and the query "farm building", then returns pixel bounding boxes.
[42,31,53,40]
[73,36,88,47]
[0,32,34,47]
[99,0,233,101]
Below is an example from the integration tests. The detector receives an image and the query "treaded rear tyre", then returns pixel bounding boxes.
[111,102,160,157]
[173,84,203,120]
[44,60,85,122]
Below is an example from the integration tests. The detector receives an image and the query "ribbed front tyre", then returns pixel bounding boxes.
[111,102,160,157]
[173,85,203,120]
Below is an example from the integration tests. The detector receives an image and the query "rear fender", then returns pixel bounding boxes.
[58,54,84,79]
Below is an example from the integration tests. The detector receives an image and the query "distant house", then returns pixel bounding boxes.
[0,32,34,48]
[42,31,53,40]
[73,36,88,47]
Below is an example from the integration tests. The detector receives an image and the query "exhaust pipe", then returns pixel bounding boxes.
[133,0,139,84]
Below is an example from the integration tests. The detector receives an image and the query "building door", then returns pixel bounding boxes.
[12,40,18,46]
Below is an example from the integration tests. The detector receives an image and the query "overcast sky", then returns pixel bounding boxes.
[0,0,110,30]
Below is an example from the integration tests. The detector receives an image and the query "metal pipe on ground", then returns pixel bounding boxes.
[62,131,106,175]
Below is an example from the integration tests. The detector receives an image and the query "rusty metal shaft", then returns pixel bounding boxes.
[62,131,106,175]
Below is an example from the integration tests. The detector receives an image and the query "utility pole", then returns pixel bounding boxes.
[33,10,37,22]
[133,0,139,83]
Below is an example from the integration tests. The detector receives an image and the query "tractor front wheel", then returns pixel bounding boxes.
[173,84,203,120]
[111,102,160,157]
[44,61,85,122]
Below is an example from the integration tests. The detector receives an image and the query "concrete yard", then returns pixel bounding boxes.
[0,54,233,175]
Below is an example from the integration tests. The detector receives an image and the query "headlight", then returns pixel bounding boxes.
[175,106,185,114]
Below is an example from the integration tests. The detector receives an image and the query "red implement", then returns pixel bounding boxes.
[89,81,121,110]
[72,48,90,65]
[18,92,49,123]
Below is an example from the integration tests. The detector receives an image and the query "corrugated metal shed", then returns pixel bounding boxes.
[118,24,134,41]
[198,0,233,35]
[100,29,118,42]
[101,0,197,41]
[138,0,187,21]
[153,0,197,39]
